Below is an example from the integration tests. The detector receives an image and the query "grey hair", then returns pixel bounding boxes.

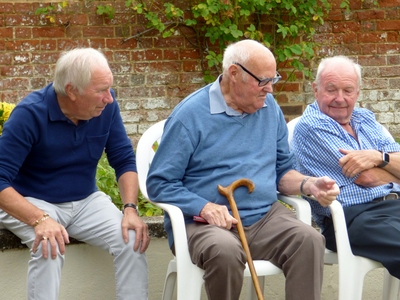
[314,55,362,90]
[53,48,110,96]
[222,40,266,73]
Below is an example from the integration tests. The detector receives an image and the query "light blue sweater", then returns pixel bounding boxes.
[147,77,293,247]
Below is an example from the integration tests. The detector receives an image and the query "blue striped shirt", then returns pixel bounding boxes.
[292,102,400,229]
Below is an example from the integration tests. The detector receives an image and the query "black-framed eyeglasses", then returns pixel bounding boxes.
[233,61,281,87]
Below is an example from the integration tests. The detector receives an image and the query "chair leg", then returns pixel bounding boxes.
[382,269,400,300]
[248,276,265,300]
[162,261,177,300]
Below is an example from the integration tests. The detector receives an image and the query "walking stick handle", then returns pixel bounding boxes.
[218,178,265,300]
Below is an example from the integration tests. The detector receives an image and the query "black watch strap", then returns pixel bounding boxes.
[123,203,137,214]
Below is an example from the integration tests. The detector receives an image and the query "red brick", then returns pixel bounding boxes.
[180,49,201,60]
[357,10,385,20]
[358,32,386,43]
[387,32,400,42]
[164,49,180,60]
[132,50,163,61]
[386,9,400,20]
[154,36,185,48]
[0,53,12,64]
[58,39,89,51]
[69,14,89,26]
[15,27,32,38]
[275,93,289,104]
[135,61,181,73]
[325,9,345,22]
[34,65,53,77]
[360,44,378,55]
[388,55,400,65]
[109,63,133,75]
[6,14,36,26]
[83,26,114,37]
[360,21,376,31]
[182,61,201,72]
[358,55,386,66]
[106,38,137,49]
[88,39,106,49]
[32,27,65,38]
[31,52,60,64]
[40,40,57,51]
[380,66,400,77]
[30,77,47,90]
[113,51,132,62]
[378,0,400,7]
[275,82,300,93]
[167,84,202,99]
[2,78,30,90]
[2,65,33,76]
[332,21,361,33]
[88,15,104,26]
[179,72,204,84]
[0,3,13,13]
[12,54,31,66]
[147,74,179,85]
[0,27,13,38]
[377,44,400,55]
[5,40,40,51]
[377,20,400,31]
[1,91,20,103]
[14,3,32,13]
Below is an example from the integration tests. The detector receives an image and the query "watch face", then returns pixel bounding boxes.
[384,152,390,163]
[379,152,389,168]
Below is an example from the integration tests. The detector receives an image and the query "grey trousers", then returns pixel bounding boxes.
[0,191,148,300]
[186,201,325,300]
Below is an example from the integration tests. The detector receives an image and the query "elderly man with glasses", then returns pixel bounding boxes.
[147,39,339,300]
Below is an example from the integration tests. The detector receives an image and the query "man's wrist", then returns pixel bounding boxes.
[300,176,312,197]
[122,203,137,214]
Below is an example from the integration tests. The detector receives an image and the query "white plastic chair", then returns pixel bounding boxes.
[287,116,400,300]
[136,119,314,300]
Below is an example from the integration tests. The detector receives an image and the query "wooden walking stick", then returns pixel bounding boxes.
[218,178,264,300]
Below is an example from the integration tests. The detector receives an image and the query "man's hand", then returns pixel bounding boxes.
[121,208,150,253]
[32,217,70,259]
[339,148,381,178]
[309,176,340,207]
[199,202,238,230]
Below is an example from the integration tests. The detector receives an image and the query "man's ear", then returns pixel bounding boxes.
[229,64,240,84]
[65,84,77,101]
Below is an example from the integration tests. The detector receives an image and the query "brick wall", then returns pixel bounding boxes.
[0,0,399,143]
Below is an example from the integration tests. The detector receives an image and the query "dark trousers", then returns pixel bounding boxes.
[186,202,325,300]
[323,200,400,279]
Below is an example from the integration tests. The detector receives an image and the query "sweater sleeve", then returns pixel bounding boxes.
[146,117,209,217]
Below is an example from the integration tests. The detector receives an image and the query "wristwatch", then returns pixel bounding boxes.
[122,203,137,214]
[378,151,389,168]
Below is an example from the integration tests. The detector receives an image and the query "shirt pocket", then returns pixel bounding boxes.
[86,133,109,160]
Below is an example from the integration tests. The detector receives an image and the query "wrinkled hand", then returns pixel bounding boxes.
[200,202,238,230]
[339,149,380,178]
[121,209,150,253]
[309,176,340,207]
[32,217,69,259]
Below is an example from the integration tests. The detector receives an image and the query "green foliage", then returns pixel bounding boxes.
[34,1,68,23]
[96,153,163,217]
[119,0,351,83]
[96,5,115,19]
